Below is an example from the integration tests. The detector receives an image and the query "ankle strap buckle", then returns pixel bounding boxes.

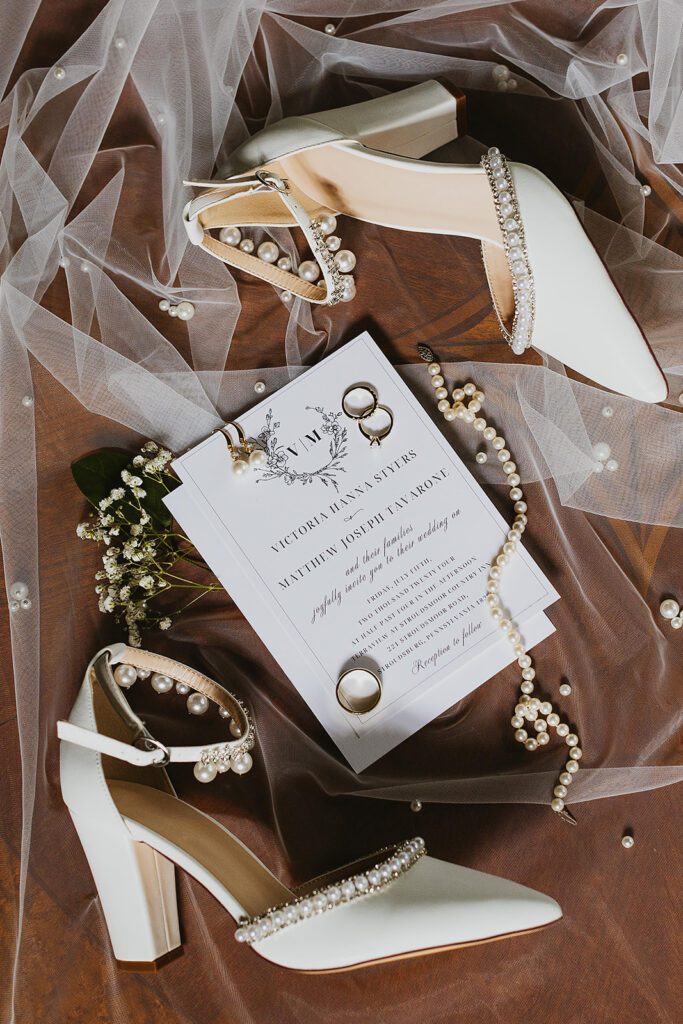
[255,169,289,193]
[134,735,170,767]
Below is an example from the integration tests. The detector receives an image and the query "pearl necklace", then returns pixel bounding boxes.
[419,345,581,821]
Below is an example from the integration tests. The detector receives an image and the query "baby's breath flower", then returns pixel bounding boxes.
[159,617,172,630]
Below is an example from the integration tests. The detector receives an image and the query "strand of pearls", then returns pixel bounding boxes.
[421,347,581,820]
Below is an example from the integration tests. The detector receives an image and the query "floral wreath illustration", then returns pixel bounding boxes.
[253,407,348,491]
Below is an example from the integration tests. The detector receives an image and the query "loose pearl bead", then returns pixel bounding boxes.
[114,664,138,688]
[187,692,209,715]
[219,226,241,246]
[605,458,619,472]
[229,719,243,738]
[254,380,266,395]
[9,581,29,601]
[281,291,294,304]
[176,300,195,321]
[318,214,337,235]
[298,260,320,282]
[524,737,538,751]
[565,759,579,773]
[602,405,614,418]
[9,600,19,612]
[615,52,628,66]
[475,452,488,464]
[672,617,683,629]
[551,798,565,812]
[592,441,611,462]
[437,399,450,412]
[239,239,255,254]
[559,772,572,786]
[232,752,253,774]
[54,65,66,80]
[175,681,190,695]
[547,713,560,727]
[194,761,217,783]
[410,799,423,812]
[492,65,510,81]
[659,598,680,619]
[232,459,248,475]
[248,448,266,467]
[639,184,651,198]
[514,729,527,742]
[159,298,171,312]
[257,241,279,263]
[334,249,356,273]
[559,683,572,696]
[277,255,292,271]
[168,305,178,316]
[556,723,569,737]
[621,835,635,849]
[151,673,174,693]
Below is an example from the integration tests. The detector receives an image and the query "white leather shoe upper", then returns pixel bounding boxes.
[510,163,667,403]
[252,854,562,972]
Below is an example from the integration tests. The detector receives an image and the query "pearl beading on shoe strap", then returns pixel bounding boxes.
[112,657,255,781]
[419,346,581,822]
[234,838,426,945]
[480,148,535,355]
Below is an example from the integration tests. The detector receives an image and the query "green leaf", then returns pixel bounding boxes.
[71,448,178,529]
[71,449,131,505]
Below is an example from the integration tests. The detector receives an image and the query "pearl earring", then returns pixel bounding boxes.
[219,421,266,476]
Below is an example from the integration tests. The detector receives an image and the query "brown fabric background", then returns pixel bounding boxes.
[1,3,681,1023]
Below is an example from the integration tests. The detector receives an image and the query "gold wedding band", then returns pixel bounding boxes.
[341,384,379,421]
[336,667,382,714]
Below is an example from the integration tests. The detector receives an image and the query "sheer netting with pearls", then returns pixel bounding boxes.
[1,1,682,1021]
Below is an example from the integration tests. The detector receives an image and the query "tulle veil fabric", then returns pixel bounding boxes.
[0,1,681,1020]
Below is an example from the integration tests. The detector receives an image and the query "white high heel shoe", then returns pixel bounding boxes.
[58,644,561,973]
[183,93,666,403]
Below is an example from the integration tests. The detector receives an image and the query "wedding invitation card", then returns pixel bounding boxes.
[165,332,559,771]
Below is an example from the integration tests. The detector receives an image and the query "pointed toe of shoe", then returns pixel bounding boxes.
[252,855,561,972]
[513,164,667,404]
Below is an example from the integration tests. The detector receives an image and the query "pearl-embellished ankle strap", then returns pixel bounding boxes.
[57,644,255,782]
[183,172,351,305]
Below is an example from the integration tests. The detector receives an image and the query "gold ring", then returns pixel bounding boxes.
[335,668,382,714]
[358,405,394,447]
[341,384,379,421]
